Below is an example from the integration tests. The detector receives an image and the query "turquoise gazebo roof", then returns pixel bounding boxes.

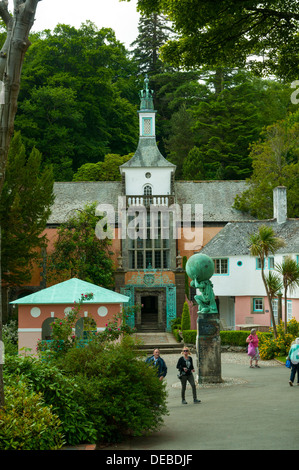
[10,278,129,305]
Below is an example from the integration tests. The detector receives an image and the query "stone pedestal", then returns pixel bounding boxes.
[196,313,222,383]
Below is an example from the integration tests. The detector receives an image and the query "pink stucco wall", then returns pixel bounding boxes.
[235,296,271,326]
[235,296,299,327]
[18,302,123,355]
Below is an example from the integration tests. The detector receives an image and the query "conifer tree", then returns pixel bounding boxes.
[130,12,174,75]
[0,132,54,319]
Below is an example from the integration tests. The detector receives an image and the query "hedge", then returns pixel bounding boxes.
[182,330,272,347]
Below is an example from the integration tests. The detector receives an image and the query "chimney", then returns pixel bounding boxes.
[273,186,287,224]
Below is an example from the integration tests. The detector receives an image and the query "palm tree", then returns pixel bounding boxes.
[249,224,285,338]
[275,256,299,333]
[265,271,283,324]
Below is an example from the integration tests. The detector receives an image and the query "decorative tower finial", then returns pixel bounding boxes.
[139,74,154,110]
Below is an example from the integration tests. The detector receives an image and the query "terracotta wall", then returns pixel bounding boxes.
[24,227,122,288]
[18,302,123,355]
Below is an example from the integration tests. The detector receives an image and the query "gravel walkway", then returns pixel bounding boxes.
[163,352,282,389]
[163,351,281,367]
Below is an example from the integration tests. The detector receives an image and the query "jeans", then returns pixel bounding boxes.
[290,363,299,383]
[180,373,197,400]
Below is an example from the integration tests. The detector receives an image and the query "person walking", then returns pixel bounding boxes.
[145,348,167,381]
[246,329,260,368]
[287,338,299,386]
[176,346,201,404]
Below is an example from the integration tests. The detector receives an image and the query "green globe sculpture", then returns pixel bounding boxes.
[186,253,218,314]
[186,253,214,281]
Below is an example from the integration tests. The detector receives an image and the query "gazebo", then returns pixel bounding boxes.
[10,278,129,355]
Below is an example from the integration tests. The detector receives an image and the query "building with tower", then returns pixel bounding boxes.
[10,76,299,341]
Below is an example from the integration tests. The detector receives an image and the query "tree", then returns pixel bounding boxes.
[131,11,174,75]
[47,203,115,289]
[265,271,283,323]
[130,0,299,79]
[166,104,195,178]
[249,224,285,338]
[234,111,299,219]
[182,146,205,181]
[14,22,139,180]
[275,256,299,333]
[188,71,295,181]
[0,131,54,319]
[181,301,190,331]
[0,0,42,410]
[73,153,132,181]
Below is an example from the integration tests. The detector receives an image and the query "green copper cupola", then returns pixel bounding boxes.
[138,74,156,137]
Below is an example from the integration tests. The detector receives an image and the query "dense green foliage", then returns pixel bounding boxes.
[134,0,299,80]
[259,319,299,359]
[47,203,115,287]
[73,153,132,181]
[3,335,168,446]
[55,337,168,442]
[233,111,299,219]
[0,381,65,450]
[3,355,98,446]
[0,132,54,287]
[182,72,294,180]
[130,12,174,75]
[13,22,139,180]
[0,14,294,192]
[181,302,191,331]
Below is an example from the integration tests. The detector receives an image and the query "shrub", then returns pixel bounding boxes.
[2,320,18,355]
[3,355,97,446]
[171,318,182,342]
[220,331,250,347]
[259,319,299,360]
[0,381,64,450]
[57,336,169,443]
[180,329,273,349]
[173,329,182,342]
[181,302,191,331]
[170,317,181,332]
[37,298,138,359]
[182,330,197,344]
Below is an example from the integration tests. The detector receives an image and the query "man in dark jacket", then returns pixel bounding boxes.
[145,348,167,381]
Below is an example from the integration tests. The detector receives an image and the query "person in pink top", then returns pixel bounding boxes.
[246,329,260,368]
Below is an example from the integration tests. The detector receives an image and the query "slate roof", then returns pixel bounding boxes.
[174,180,254,223]
[10,278,129,305]
[48,180,252,225]
[120,137,176,168]
[48,181,122,224]
[199,219,299,257]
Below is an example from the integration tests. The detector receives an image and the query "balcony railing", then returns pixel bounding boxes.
[126,194,175,208]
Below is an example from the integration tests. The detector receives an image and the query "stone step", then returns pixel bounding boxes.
[136,339,183,355]
[140,347,183,355]
[133,332,182,355]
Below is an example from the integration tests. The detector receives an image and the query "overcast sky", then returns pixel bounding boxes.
[14,0,140,49]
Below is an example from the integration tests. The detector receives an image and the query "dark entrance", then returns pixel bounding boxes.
[141,295,158,328]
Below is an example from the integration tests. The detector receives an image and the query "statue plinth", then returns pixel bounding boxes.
[196,313,222,383]
[186,253,222,384]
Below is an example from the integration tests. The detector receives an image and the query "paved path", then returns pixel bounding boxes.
[64,333,299,452]
[100,351,299,451]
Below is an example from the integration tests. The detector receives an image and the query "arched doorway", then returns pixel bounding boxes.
[41,317,57,340]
